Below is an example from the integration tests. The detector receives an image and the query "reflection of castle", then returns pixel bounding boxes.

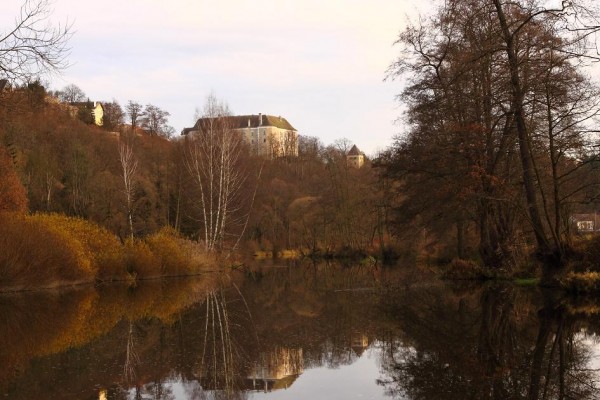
[351,334,369,357]
[247,347,304,392]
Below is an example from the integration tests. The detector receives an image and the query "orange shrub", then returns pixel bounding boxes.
[123,239,161,279]
[145,227,189,275]
[28,213,124,277]
[0,213,92,290]
[0,212,214,290]
[126,227,214,279]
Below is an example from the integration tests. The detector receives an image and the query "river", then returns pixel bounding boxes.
[1,261,599,399]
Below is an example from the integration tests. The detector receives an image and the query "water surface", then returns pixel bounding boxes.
[1,262,599,399]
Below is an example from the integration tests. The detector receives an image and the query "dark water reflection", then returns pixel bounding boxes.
[1,262,599,399]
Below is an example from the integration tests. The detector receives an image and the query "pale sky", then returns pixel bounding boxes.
[1,0,428,155]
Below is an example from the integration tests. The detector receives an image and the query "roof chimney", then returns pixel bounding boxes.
[258,113,263,126]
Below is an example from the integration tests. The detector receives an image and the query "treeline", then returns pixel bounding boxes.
[247,138,392,257]
[0,82,392,261]
[378,0,600,279]
[0,82,178,237]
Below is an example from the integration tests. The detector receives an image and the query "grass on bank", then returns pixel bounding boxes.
[0,212,214,291]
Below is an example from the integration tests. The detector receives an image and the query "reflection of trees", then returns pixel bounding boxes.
[6,265,599,400]
[527,293,600,400]
[377,284,600,399]
[123,321,139,383]
[196,289,242,395]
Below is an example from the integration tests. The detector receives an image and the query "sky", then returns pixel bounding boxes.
[1,0,428,156]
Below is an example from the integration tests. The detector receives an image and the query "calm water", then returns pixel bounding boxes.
[1,262,599,400]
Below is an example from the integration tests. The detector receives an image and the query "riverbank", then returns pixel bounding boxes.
[437,242,600,294]
[0,212,215,292]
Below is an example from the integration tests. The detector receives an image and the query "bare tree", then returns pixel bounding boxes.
[0,0,72,83]
[119,134,138,240]
[125,101,143,134]
[185,94,246,252]
[57,83,85,103]
[102,100,125,131]
[385,0,600,272]
[141,104,172,137]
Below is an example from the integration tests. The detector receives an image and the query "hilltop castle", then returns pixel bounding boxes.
[182,113,298,158]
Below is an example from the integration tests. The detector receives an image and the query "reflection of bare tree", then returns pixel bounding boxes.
[476,285,518,397]
[201,290,235,391]
[192,288,252,399]
[528,292,600,400]
[123,321,139,383]
[377,284,600,399]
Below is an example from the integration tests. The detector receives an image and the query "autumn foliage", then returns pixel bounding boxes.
[0,213,214,291]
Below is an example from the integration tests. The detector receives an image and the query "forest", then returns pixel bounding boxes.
[0,80,393,289]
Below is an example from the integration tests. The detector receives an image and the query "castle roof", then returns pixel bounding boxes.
[234,114,296,130]
[182,114,296,135]
[348,144,363,156]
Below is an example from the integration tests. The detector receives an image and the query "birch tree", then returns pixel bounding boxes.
[119,134,138,240]
[185,94,246,252]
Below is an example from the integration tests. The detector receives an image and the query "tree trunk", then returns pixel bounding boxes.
[492,0,552,260]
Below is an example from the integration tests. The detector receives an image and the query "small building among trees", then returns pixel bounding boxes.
[346,144,365,168]
[68,101,104,126]
[571,214,600,234]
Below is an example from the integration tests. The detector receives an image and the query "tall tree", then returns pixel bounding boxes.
[385,0,600,272]
[141,104,172,137]
[489,0,600,269]
[0,146,28,213]
[102,100,125,131]
[118,134,138,240]
[57,83,86,103]
[125,101,143,134]
[184,94,246,252]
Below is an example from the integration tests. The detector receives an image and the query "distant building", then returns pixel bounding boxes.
[69,101,104,126]
[571,213,600,233]
[182,113,298,158]
[346,144,365,168]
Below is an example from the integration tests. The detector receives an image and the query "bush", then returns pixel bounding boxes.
[145,227,190,275]
[123,240,161,279]
[28,213,123,277]
[571,235,600,272]
[123,228,214,280]
[0,212,215,290]
[0,213,94,289]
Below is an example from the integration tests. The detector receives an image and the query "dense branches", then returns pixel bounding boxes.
[0,0,71,83]
[184,95,247,252]
[384,0,600,270]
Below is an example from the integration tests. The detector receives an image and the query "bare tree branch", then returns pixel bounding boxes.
[0,0,72,83]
